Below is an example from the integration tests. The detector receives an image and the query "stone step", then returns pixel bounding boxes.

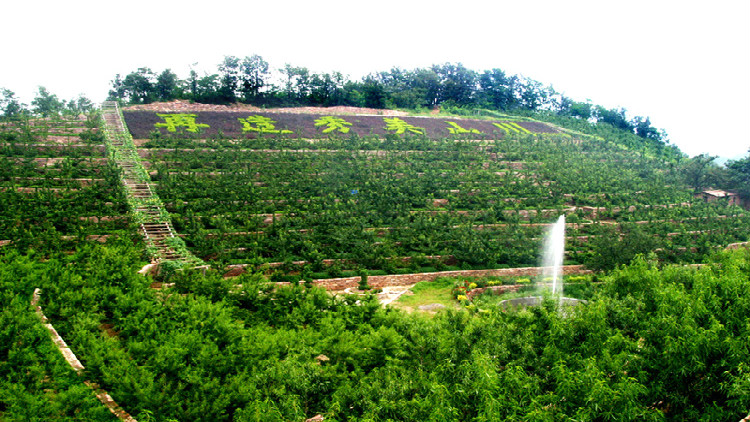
[144,231,172,237]
[145,233,172,238]
[145,233,172,239]
[146,230,173,235]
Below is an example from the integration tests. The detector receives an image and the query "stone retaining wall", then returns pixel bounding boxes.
[310,265,591,291]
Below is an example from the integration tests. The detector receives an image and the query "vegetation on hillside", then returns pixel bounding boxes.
[0,62,749,421]
[2,242,749,421]
[130,114,750,277]
[0,110,136,257]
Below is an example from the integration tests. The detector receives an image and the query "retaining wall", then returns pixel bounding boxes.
[308,265,591,291]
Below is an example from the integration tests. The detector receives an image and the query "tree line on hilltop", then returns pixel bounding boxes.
[0,87,95,119]
[106,54,665,142]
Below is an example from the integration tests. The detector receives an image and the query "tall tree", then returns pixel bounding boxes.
[194,74,222,104]
[516,77,550,111]
[107,74,126,102]
[568,100,593,120]
[217,56,240,103]
[186,69,199,100]
[155,69,180,101]
[478,69,517,110]
[309,72,345,106]
[120,68,156,104]
[239,55,269,102]
[280,65,311,103]
[0,88,26,119]
[375,67,422,109]
[433,62,477,106]
[62,95,94,116]
[408,67,441,108]
[726,152,750,200]
[31,86,63,117]
[682,153,718,192]
[360,77,386,109]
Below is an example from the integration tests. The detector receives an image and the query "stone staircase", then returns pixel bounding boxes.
[101,101,201,267]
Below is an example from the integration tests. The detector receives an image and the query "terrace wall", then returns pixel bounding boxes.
[304,265,590,291]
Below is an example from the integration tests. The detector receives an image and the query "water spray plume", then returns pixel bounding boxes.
[541,215,565,295]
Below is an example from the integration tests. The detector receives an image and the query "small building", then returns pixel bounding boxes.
[697,189,742,207]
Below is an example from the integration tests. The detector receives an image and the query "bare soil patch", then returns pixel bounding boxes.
[124,100,408,116]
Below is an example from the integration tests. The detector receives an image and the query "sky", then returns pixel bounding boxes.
[2,0,748,160]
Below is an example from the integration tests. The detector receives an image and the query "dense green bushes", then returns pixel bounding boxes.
[0,252,116,420]
[2,242,748,421]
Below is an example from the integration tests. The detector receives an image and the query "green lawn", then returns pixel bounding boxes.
[391,277,460,312]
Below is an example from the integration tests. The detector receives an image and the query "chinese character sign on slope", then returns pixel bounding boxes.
[155,114,210,133]
[493,122,531,134]
[315,116,352,134]
[446,121,482,135]
[238,115,293,134]
[383,117,425,135]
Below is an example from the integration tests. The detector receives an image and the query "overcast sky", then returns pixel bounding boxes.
[2,0,748,159]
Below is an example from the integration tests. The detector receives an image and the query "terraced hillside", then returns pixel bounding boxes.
[3,103,748,422]
[0,114,133,254]
[0,112,143,421]
[122,107,750,279]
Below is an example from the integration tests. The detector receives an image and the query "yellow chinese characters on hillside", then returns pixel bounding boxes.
[493,122,531,134]
[151,114,537,137]
[315,116,352,134]
[446,121,481,134]
[155,114,210,133]
[238,115,292,134]
[383,118,425,135]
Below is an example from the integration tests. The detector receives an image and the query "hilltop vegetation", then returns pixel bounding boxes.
[107,57,666,144]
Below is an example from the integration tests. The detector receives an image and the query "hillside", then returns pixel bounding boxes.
[115,102,748,280]
[1,101,749,421]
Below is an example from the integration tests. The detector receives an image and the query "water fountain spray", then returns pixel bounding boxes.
[541,215,566,295]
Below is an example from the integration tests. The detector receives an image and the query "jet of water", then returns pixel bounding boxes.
[541,215,566,295]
